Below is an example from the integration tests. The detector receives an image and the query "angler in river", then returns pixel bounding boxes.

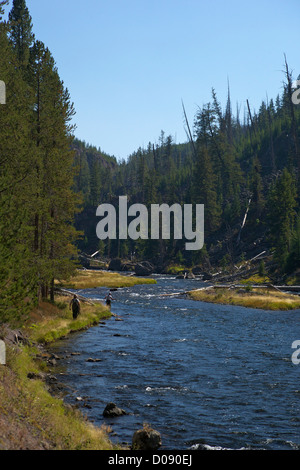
[104,290,115,309]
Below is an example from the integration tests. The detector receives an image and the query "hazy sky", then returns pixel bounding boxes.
[5,0,300,160]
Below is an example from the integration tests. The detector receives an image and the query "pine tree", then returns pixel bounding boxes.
[285,216,300,273]
[249,156,264,220]
[283,55,299,174]
[0,13,36,322]
[0,0,80,319]
[21,38,79,300]
[267,168,297,267]
[89,155,102,207]
[8,0,34,67]
[73,148,90,202]
[191,146,221,233]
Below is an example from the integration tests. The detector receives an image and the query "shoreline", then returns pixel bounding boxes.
[0,268,157,450]
[57,269,157,290]
[2,270,300,449]
[0,298,116,450]
[188,284,300,311]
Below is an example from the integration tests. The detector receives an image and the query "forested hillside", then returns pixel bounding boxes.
[76,69,300,281]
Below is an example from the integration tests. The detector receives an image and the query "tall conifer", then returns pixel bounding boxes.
[27,40,79,299]
[8,0,34,67]
[0,10,36,322]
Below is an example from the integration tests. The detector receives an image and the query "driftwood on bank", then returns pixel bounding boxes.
[209,284,300,292]
[160,292,189,297]
[160,284,300,298]
[190,284,300,294]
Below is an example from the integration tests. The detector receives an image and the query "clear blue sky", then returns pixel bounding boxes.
[5,0,300,160]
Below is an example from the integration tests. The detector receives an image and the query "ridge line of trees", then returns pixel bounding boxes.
[74,64,300,276]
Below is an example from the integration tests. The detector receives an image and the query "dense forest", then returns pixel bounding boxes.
[1,0,300,325]
[0,0,80,323]
[74,72,300,279]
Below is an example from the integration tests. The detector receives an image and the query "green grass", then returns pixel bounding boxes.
[57,269,156,289]
[0,295,119,450]
[0,296,120,450]
[189,286,300,311]
[240,273,271,285]
[0,344,114,450]
[164,264,186,275]
[27,296,111,344]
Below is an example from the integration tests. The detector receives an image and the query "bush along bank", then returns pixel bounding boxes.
[0,297,116,450]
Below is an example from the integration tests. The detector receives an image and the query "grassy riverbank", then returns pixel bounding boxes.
[57,269,157,289]
[0,295,116,450]
[27,296,111,344]
[189,286,300,311]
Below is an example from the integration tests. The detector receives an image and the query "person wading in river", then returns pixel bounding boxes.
[69,294,81,319]
[104,291,115,309]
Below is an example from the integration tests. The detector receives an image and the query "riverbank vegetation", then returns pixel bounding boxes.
[0,345,114,450]
[189,286,300,311]
[0,297,115,450]
[58,269,156,290]
[27,295,111,344]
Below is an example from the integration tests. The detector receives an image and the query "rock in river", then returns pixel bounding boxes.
[103,402,127,418]
[132,425,162,450]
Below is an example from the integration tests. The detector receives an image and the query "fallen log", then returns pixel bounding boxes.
[248,251,267,262]
[192,284,300,295]
[160,291,189,297]
[160,286,215,297]
[54,287,95,305]
[275,286,300,293]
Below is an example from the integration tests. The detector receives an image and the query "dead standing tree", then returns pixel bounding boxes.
[236,99,256,246]
[283,54,299,179]
[182,99,197,160]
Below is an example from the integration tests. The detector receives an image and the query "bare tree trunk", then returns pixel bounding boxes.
[283,54,299,173]
[236,198,251,245]
[50,278,55,302]
[182,100,196,159]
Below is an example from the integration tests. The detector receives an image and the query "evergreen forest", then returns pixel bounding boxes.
[1,0,300,324]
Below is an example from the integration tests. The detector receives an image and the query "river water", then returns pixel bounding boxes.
[51,275,300,450]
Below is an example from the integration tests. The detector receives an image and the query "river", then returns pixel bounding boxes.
[50,275,300,450]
